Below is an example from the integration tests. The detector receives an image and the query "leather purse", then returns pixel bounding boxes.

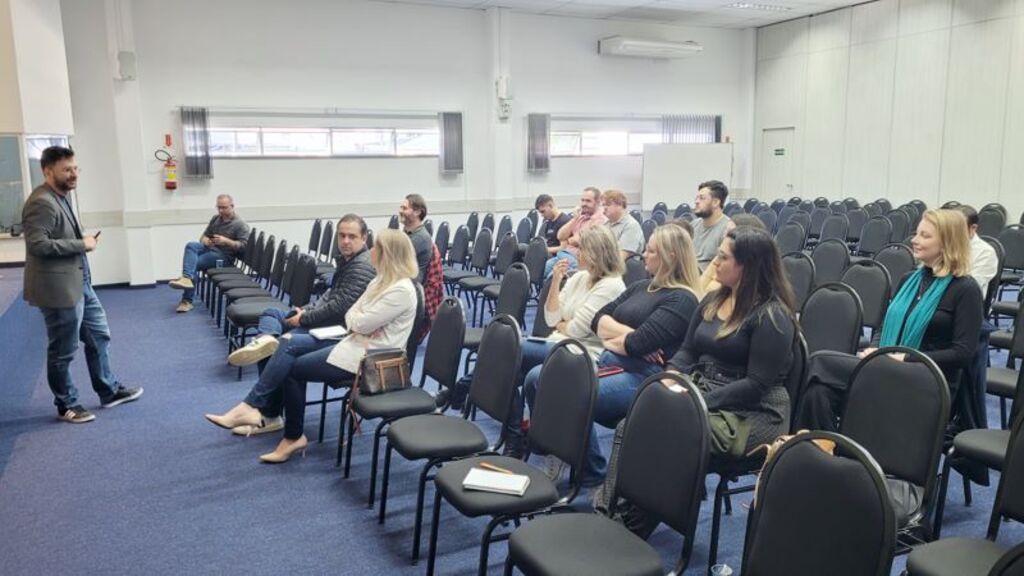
[355,348,411,395]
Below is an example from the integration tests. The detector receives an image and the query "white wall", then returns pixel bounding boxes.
[59,0,755,284]
[753,0,1024,219]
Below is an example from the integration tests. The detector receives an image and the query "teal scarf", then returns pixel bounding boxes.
[879,267,952,349]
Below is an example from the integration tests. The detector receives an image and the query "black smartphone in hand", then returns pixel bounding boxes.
[93,230,102,238]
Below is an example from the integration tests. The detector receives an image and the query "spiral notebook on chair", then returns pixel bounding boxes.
[309,325,348,340]
[462,467,531,497]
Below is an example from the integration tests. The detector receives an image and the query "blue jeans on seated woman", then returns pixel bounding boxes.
[243,329,334,418]
[282,344,355,440]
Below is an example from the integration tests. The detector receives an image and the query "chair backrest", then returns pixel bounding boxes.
[496,215,513,240]
[992,410,1024,536]
[279,245,300,298]
[770,199,787,214]
[909,199,927,215]
[811,238,851,286]
[789,211,811,237]
[778,204,798,229]
[515,217,533,244]
[799,200,814,213]
[801,282,863,355]
[493,262,531,326]
[447,225,470,266]
[873,243,916,286]
[841,348,948,502]
[941,200,962,209]
[468,227,493,271]
[982,236,1006,316]
[830,200,848,215]
[245,231,265,272]
[858,215,893,256]
[269,240,289,290]
[493,232,520,276]
[481,212,495,236]
[820,214,849,242]
[809,207,831,237]
[743,198,761,213]
[863,202,882,217]
[902,204,922,232]
[629,209,643,224]
[466,211,479,241]
[990,542,1024,576]
[528,339,598,487]
[365,229,374,250]
[978,207,1007,238]
[841,260,891,329]
[846,208,868,242]
[887,209,910,241]
[775,222,806,254]
[652,201,668,215]
[756,208,778,233]
[526,209,539,232]
[782,251,816,310]
[434,221,450,262]
[468,315,522,425]
[318,220,334,261]
[744,432,895,576]
[523,237,548,289]
[308,219,322,253]
[999,225,1024,270]
[288,253,318,307]
[388,214,400,230]
[257,234,277,281]
[422,297,466,391]
[424,219,433,238]
[651,210,667,226]
[875,198,893,213]
[725,202,744,217]
[786,335,811,433]
[674,202,692,218]
[405,282,426,371]
[844,197,861,211]
[641,219,657,244]
[623,256,649,287]
[531,277,556,338]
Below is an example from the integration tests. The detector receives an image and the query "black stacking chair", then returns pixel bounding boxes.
[314,229,339,280]
[525,209,539,234]
[756,208,778,233]
[864,202,882,217]
[840,348,949,548]
[461,232,515,325]
[808,206,831,241]
[316,220,333,262]
[984,202,1008,218]
[629,209,643,224]
[652,201,669,215]
[799,200,814,213]
[213,234,280,325]
[442,225,472,290]
[449,227,492,299]
[778,204,798,229]
[978,206,1007,239]
[991,542,1024,576]
[724,202,744,217]
[841,261,891,347]
[998,225,1024,296]
[776,222,806,254]
[810,238,851,287]
[705,335,808,571]
[743,432,896,576]
[941,201,962,209]
[521,237,548,301]
[641,219,657,245]
[463,263,530,373]
[466,211,480,243]
[856,215,893,257]
[846,208,868,245]
[651,210,667,226]
[424,219,433,238]
[876,197,893,213]
[801,282,863,355]
[904,204,923,232]
[337,284,432,508]
[204,230,264,308]
[874,243,916,286]
[224,243,295,351]
[365,228,374,249]
[382,315,521,563]
[495,215,513,242]
[984,237,1008,320]
[783,251,816,310]
[888,209,910,242]
[768,198,783,215]
[388,214,400,230]
[743,198,760,213]
[424,338,598,576]
[820,214,849,243]
[307,219,322,255]
[531,277,556,338]
[434,221,450,263]
[789,210,811,238]
[831,200,848,215]
[674,202,692,218]
[505,372,709,576]
[844,196,860,211]
[623,256,649,287]
[515,217,533,246]
[988,302,1024,429]
[481,212,496,237]
[912,408,1024,575]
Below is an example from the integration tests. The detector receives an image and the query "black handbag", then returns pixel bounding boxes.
[355,348,411,395]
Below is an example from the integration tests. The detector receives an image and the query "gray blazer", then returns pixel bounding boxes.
[22,184,88,309]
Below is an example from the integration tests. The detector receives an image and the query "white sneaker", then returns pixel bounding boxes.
[231,416,284,437]
[168,276,194,290]
[227,335,280,367]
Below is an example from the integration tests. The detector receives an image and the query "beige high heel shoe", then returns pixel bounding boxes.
[259,436,308,464]
[204,403,261,430]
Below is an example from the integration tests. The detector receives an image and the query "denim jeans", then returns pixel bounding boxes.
[282,345,356,440]
[543,250,579,280]
[181,241,231,302]
[257,307,294,338]
[38,282,120,409]
[243,329,333,419]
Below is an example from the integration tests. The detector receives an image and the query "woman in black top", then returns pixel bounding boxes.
[797,208,983,432]
[667,227,799,455]
[523,225,701,482]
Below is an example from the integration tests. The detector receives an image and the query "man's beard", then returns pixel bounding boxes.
[694,208,710,218]
[55,178,76,192]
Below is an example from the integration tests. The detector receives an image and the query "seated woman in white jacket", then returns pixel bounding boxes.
[504,225,626,454]
[206,229,420,463]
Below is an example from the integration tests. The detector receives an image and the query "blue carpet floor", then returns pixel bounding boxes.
[0,273,1021,575]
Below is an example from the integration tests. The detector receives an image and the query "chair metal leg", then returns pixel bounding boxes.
[1001,398,1008,429]
[379,444,393,524]
[344,407,356,478]
[962,474,972,506]
[503,556,515,576]
[336,401,347,467]
[426,489,443,576]
[723,492,733,515]
[479,515,506,576]
[412,458,443,564]
[318,384,329,444]
[933,457,951,539]
[368,419,389,508]
[708,477,728,575]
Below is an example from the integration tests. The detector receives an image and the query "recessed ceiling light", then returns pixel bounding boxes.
[729,2,792,11]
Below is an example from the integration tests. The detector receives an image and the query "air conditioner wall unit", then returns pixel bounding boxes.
[598,36,703,59]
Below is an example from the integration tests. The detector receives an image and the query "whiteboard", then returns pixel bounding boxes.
[641,143,733,211]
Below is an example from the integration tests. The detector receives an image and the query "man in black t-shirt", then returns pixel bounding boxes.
[400,193,432,283]
[535,194,570,256]
[169,194,250,313]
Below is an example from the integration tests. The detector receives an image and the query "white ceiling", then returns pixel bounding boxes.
[370,0,864,28]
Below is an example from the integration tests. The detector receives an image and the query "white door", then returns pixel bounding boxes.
[761,128,795,199]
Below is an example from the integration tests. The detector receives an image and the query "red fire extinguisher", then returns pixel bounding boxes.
[156,134,177,190]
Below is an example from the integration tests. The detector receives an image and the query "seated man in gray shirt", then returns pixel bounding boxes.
[602,189,644,260]
[400,193,432,282]
[169,194,250,313]
[690,180,731,268]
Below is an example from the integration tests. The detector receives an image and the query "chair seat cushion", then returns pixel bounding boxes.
[885,477,924,528]
[906,537,1005,576]
[315,264,335,274]
[459,276,498,291]
[991,300,1019,317]
[987,367,1018,399]
[352,387,436,420]
[215,278,259,290]
[387,414,488,459]
[443,269,476,283]
[463,327,482,351]
[954,429,1011,471]
[991,331,1013,350]
[226,301,289,324]
[205,267,244,277]
[508,513,663,576]
[434,455,559,518]
[481,284,500,301]
[224,287,273,301]
[1000,272,1022,284]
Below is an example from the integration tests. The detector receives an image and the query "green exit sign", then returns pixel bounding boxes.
[774,148,786,156]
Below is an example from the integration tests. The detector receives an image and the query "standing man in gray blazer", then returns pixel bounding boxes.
[22,146,143,424]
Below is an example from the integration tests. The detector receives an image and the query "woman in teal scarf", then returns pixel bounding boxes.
[797,208,983,432]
